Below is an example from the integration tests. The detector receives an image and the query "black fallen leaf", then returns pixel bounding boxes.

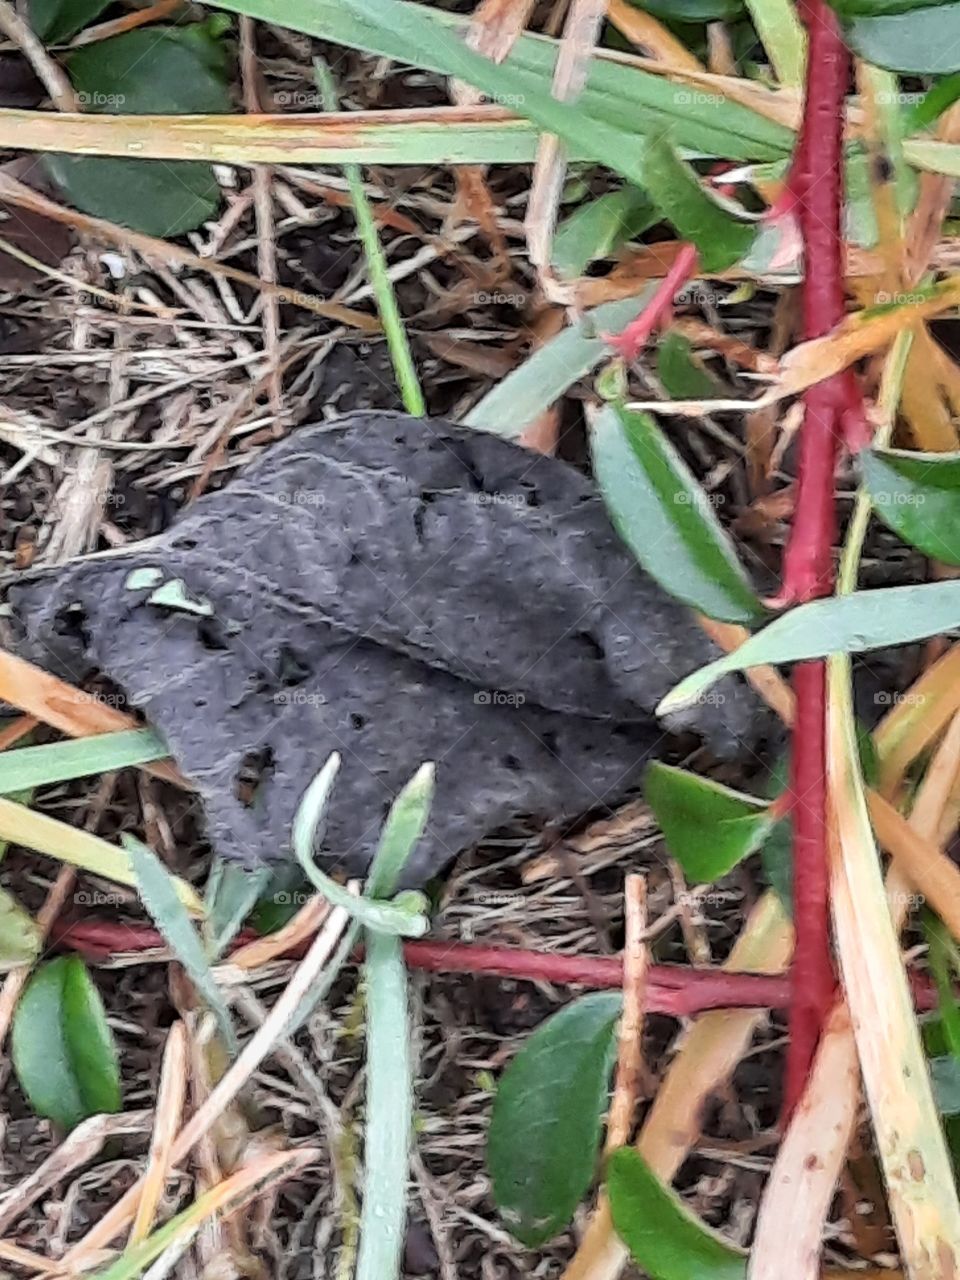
[5,412,763,883]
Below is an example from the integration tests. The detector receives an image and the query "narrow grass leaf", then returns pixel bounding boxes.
[489,992,621,1246]
[640,137,756,273]
[356,767,435,1280]
[12,956,121,1133]
[645,762,773,882]
[659,579,960,715]
[0,797,202,914]
[828,653,960,1272]
[292,754,428,936]
[466,292,656,436]
[356,932,413,1280]
[205,0,793,161]
[590,404,763,623]
[552,188,657,279]
[0,886,41,970]
[314,61,425,417]
[862,447,960,565]
[124,835,236,1054]
[366,762,435,900]
[0,728,168,796]
[607,1146,747,1280]
[743,0,805,86]
[203,858,270,960]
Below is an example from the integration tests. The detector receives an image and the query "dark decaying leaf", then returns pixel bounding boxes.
[0,158,75,289]
[5,412,762,883]
[488,993,621,1246]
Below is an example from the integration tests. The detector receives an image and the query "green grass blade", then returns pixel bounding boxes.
[314,60,425,417]
[743,0,805,87]
[365,762,434,900]
[292,754,429,936]
[125,835,236,1053]
[0,728,168,795]
[203,0,793,161]
[355,931,413,1280]
[204,858,270,959]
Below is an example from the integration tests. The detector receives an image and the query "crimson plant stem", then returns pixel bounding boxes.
[781,0,857,1116]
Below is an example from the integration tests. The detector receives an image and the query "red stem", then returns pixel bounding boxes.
[781,0,861,1116]
[50,918,943,1019]
[604,242,699,361]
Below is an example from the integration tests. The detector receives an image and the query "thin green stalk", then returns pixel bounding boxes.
[315,61,425,417]
[837,329,912,594]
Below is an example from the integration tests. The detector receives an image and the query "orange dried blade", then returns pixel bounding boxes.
[0,649,188,788]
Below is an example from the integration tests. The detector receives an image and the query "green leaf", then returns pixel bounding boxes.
[636,0,745,18]
[645,763,773,882]
[292,754,429,936]
[204,859,270,960]
[931,1057,960,1115]
[205,0,793,162]
[29,0,109,43]
[0,887,41,971]
[125,835,237,1054]
[0,728,168,796]
[552,188,657,279]
[760,753,792,911]
[356,930,413,1280]
[658,580,960,715]
[607,1146,747,1280]
[365,762,435,900]
[249,863,312,934]
[488,992,621,1246]
[862,447,960,565]
[589,404,763,624]
[640,137,756,274]
[844,5,960,72]
[12,956,121,1133]
[466,292,656,436]
[657,331,722,400]
[48,25,233,236]
[830,0,946,14]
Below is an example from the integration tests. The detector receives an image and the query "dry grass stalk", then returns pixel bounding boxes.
[129,1022,190,1246]
[603,875,647,1153]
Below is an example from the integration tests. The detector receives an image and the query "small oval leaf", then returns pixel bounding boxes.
[488,993,621,1247]
[552,188,657,279]
[590,404,763,623]
[645,762,773,882]
[862,447,960,565]
[607,1146,747,1280]
[47,25,233,236]
[28,0,110,44]
[12,956,121,1133]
